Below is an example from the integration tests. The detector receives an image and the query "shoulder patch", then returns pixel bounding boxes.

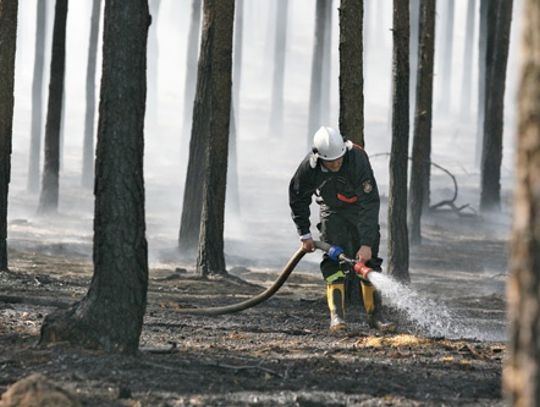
[362,180,373,193]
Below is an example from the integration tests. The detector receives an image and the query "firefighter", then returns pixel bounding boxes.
[289,126,394,332]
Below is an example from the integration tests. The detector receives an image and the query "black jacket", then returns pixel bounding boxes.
[288,146,380,247]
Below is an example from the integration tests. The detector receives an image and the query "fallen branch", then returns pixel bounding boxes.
[0,295,71,309]
[370,153,475,217]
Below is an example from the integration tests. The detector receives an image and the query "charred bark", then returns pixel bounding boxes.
[179,0,230,256]
[196,0,234,277]
[387,0,410,282]
[27,0,47,193]
[37,0,68,214]
[339,0,364,146]
[0,0,18,271]
[269,0,288,136]
[308,0,330,145]
[408,0,436,245]
[82,0,102,189]
[480,0,513,212]
[409,0,420,118]
[504,0,540,402]
[40,0,150,354]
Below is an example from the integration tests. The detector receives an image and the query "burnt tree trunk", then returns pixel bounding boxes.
[505,0,540,402]
[475,0,488,166]
[387,0,410,282]
[82,0,102,189]
[269,0,288,136]
[0,0,18,271]
[459,0,476,119]
[226,0,243,216]
[27,0,47,193]
[437,0,454,113]
[480,0,513,212]
[408,0,435,245]
[196,0,234,277]
[308,0,330,144]
[181,0,202,152]
[37,0,68,214]
[40,0,150,354]
[179,0,231,256]
[339,0,364,146]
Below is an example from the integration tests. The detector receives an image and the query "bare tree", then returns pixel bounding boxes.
[196,0,235,277]
[480,0,513,212]
[437,0,454,113]
[308,0,331,145]
[27,0,47,193]
[409,0,420,118]
[40,0,150,354]
[179,0,233,256]
[459,0,476,119]
[269,0,288,136]
[37,0,68,214]
[339,0,364,146]
[475,0,488,166]
[408,0,436,245]
[82,0,102,189]
[387,0,410,282]
[0,0,18,271]
[504,0,540,402]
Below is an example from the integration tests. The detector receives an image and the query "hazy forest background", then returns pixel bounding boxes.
[1,0,537,405]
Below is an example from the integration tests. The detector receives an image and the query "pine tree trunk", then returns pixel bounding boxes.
[504,0,540,402]
[459,0,476,119]
[27,0,47,193]
[437,0,454,113]
[40,0,150,354]
[181,0,202,153]
[269,0,288,136]
[0,0,18,271]
[475,0,488,167]
[196,0,234,277]
[339,0,364,146]
[480,0,513,212]
[82,0,102,189]
[307,0,329,145]
[387,0,410,282]
[37,0,68,214]
[179,0,228,256]
[408,0,435,246]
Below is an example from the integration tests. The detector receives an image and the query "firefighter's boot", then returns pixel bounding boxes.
[361,281,396,333]
[326,282,347,332]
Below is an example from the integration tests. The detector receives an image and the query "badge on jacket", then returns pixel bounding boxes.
[362,180,373,193]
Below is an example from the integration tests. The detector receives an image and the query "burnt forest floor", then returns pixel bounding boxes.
[0,211,508,406]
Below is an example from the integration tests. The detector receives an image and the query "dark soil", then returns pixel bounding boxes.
[0,212,506,406]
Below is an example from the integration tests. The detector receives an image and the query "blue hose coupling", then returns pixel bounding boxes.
[327,245,344,262]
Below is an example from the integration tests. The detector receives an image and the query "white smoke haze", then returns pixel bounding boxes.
[9,0,519,308]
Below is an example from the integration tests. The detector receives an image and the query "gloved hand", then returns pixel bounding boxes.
[301,238,315,252]
[356,245,372,263]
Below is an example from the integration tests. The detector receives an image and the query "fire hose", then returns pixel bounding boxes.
[176,241,373,315]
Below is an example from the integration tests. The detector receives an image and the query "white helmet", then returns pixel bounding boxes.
[313,126,346,161]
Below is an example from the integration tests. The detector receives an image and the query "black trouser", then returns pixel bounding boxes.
[318,211,382,283]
